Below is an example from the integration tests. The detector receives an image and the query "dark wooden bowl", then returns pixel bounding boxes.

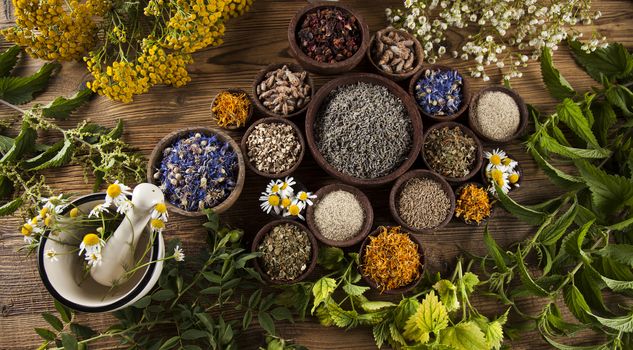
[481,152,523,190]
[146,127,245,217]
[358,227,424,295]
[210,88,253,130]
[367,28,424,82]
[240,117,305,179]
[288,2,370,75]
[389,169,455,234]
[421,121,483,183]
[454,182,494,226]
[252,62,315,119]
[306,183,374,247]
[408,64,471,122]
[305,73,423,187]
[468,85,529,143]
[251,219,318,285]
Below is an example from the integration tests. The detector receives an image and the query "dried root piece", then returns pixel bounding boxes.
[372,27,418,74]
[257,65,311,116]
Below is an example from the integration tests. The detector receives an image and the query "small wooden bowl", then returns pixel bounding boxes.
[251,219,319,285]
[305,73,423,187]
[409,64,471,122]
[147,127,246,217]
[481,152,523,190]
[210,88,253,130]
[240,117,305,179]
[468,85,529,143]
[288,2,370,75]
[252,62,315,119]
[454,182,494,226]
[421,121,483,183]
[306,183,374,247]
[367,28,424,82]
[389,169,455,234]
[358,227,424,295]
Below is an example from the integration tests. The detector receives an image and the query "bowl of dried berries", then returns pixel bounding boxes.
[210,88,253,130]
[454,182,494,226]
[252,219,318,285]
[359,226,424,295]
[241,117,305,178]
[252,63,314,118]
[468,86,528,143]
[288,2,370,75]
[147,127,245,217]
[367,27,424,81]
[421,122,483,183]
[306,183,374,247]
[305,73,423,187]
[409,65,471,122]
[389,169,455,234]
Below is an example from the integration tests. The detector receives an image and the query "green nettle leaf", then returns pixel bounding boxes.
[556,99,601,148]
[597,244,633,268]
[433,280,460,312]
[541,48,576,100]
[577,160,633,213]
[483,226,510,272]
[361,301,396,312]
[461,272,480,294]
[326,301,358,328]
[530,148,585,190]
[608,216,633,231]
[30,137,74,170]
[107,119,124,139]
[403,291,449,344]
[563,284,593,324]
[569,41,633,82]
[600,274,633,292]
[0,197,23,216]
[0,62,60,104]
[540,199,578,246]
[544,335,611,350]
[495,183,548,225]
[590,101,617,146]
[590,311,633,333]
[0,45,21,77]
[516,249,551,297]
[342,283,369,297]
[439,321,488,350]
[318,247,344,270]
[394,298,420,329]
[576,267,608,313]
[24,140,65,169]
[539,132,611,159]
[605,84,633,116]
[311,277,337,314]
[41,88,93,120]
[1,120,36,163]
[372,322,389,349]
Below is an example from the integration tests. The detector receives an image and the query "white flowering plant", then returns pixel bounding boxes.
[259,177,316,221]
[386,0,606,82]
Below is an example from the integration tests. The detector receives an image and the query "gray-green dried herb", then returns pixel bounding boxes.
[258,223,311,281]
[424,126,476,178]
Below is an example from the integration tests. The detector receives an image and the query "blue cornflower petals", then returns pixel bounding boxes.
[414,69,464,116]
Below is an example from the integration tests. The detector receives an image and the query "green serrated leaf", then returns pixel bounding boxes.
[372,322,389,349]
[0,45,21,77]
[569,41,633,83]
[403,291,448,343]
[590,311,633,332]
[361,301,396,312]
[544,335,610,350]
[495,183,548,225]
[483,225,510,272]
[0,196,23,216]
[557,98,601,148]
[577,160,633,214]
[530,148,585,190]
[0,62,60,104]
[42,312,63,331]
[590,101,617,146]
[607,216,633,231]
[516,249,551,297]
[30,137,74,170]
[539,132,611,159]
[107,119,124,139]
[606,84,633,116]
[540,199,578,246]
[342,283,369,297]
[1,120,36,163]
[23,140,64,169]
[597,244,633,269]
[439,321,488,350]
[394,297,420,330]
[41,88,92,120]
[433,279,460,312]
[600,274,633,292]
[563,284,593,324]
[318,246,344,270]
[541,48,576,100]
[311,277,337,314]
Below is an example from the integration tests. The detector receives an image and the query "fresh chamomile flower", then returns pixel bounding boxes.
[173,245,185,262]
[85,252,103,267]
[259,193,281,214]
[265,179,283,195]
[104,181,132,208]
[509,171,521,186]
[151,202,169,222]
[21,222,35,244]
[284,199,305,220]
[280,196,292,209]
[79,233,105,256]
[486,162,511,174]
[489,168,511,194]
[69,207,80,218]
[40,194,66,213]
[484,149,507,167]
[502,157,518,170]
[116,199,133,215]
[279,177,296,197]
[45,249,58,262]
[89,203,110,218]
[296,191,316,206]
[150,219,166,234]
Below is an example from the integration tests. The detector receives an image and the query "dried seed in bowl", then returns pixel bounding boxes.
[314,190,364,241]
[474,90,520,141]
[372,27,417,74]
[246,122,302,174]
[256,65,311,116]
[258,223,311,281]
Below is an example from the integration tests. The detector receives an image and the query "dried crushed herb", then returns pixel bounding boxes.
[297,7,361,63]
[246,122,302,174]
[455,184,492,224]
[414,69,463,116]
[211,91,251,128]
[361,226,421,291]
[258,223,312,281]
[424,126,477,178]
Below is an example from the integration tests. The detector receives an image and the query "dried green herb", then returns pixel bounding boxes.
[424,126,477,178]
[258,223,312,281]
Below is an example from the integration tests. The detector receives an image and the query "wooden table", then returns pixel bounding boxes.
[1,0,632,348]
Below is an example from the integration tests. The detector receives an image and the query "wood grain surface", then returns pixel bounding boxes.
[1,0,633,349]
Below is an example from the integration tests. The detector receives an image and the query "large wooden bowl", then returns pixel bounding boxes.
[147,127,245,217]
[358,227,424,295]
[367,27,424,82]
[409,64,471,122]
[305,73,423,187]
[306,183,374,247]
[251,219,318,285]
[288,2,370,75]
[210,88,253,130]
[468,85,528,143]
[421,121,483,183]
[252,62,315,119]
[240,117,305,179]
[389,169,455,234]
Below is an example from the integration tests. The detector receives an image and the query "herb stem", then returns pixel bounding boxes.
[0,98,27,114]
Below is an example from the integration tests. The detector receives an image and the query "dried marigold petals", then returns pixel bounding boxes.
[212,91,251,128]
[455,184,492,224]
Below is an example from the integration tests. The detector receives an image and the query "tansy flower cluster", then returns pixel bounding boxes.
[386,0,605,82]
[484,149,520,196]
[259,177,316,221]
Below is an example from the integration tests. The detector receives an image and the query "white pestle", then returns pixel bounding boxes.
[90,183,165,287]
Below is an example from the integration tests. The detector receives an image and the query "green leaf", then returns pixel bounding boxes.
[0,62,60,104]
[433,280,460,312]
[1,120,36,163]
[590,311,633,332]
[270,306,293,321]
[563,284,593,324]
[394,298,420,329]
[600,274,633,292]
[372,322,389,349]
[539,133,611,159]
[242,309,252,330]
[42,312,63,331]
[35,328,56,341]
[439,321,488,350]
[530,148,585,190]
[541,48,576,100]
[0,197,23,216]
[403,291,448,343]
[495,183,548,225]
[607,216,633,231]
[318,247,344,271]
[597,244,633,268]
[180,329,208,340]
[540,199,578,246]
[590,101,617,146]
[107,119,124,139]
[132,295,152,308]
[54,300,71,323]
[30,137,74,170]
[483,226,510,272]
[544,335,611,350]
[576,267,608,313]
[516,249,551,297]
[24,140,65,169]
[0,45,21,77]
[569,41,633,82]
[577,160,633,214]
[342,283,369,297]
[557,98,601,148]
[606,84,633,116]
[158,336,181,350]
[311,277,337,314]
[326,301,358,328]
[61,333,78,350]
[258,311,276,335]
[151,289,175,301]
[41,88,92,120]
[69,323,95,340]
[361,301,396,312]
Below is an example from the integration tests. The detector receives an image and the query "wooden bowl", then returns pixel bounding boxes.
[409,64,471,122]
[252,62,315,119]
[358,227,424,295]
[421,121,483,183]
[305,73,423,187]
[241,117,305,179]
[306,183,374,247]
[367,27,424,82]
[389,169,455,234]
[481,152,523,190]
[468,85,529,143]
[454,182,494,226]
[210,88,253,130]
[147,127,246,217]
[288,2,370,75]
[251,219,318,285]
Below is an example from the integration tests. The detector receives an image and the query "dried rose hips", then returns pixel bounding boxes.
[297,7,361,64]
